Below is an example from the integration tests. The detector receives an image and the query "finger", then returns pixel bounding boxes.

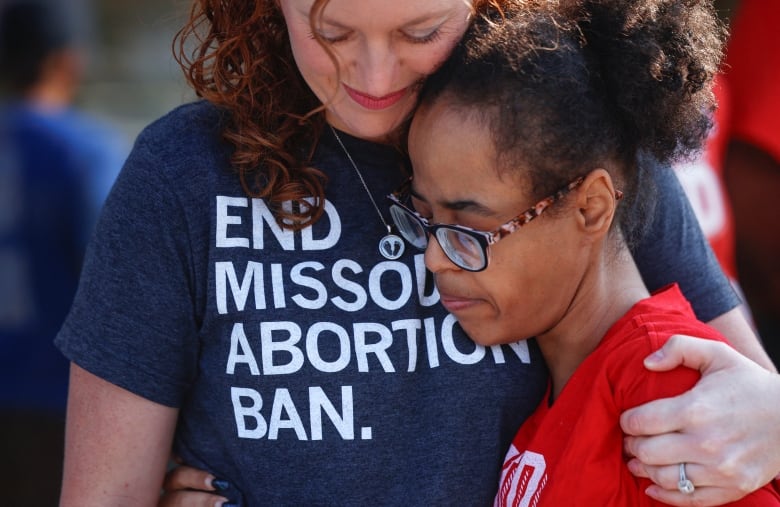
[629,459,745,506]
[628,461,710,491]
[644,484,745,507]
[163,465,218,492]
[158,490,230,507]
[641,334,729,373]
[627,439,773,498]
[623,432,703,466]
[620,392,695,436]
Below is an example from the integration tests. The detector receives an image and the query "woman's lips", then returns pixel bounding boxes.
[438,292,479,314]
[343,83,409,110]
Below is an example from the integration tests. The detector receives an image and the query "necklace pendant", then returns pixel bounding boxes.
[379,233,405,260]
[330,126,406,261]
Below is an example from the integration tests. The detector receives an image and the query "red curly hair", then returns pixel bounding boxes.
[174,0,511,229]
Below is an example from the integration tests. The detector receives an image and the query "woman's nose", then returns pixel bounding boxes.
[424,234,458,273]
[355,39,399,97]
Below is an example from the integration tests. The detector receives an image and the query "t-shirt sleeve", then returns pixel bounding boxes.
[630,164,739,322]
[55,129,199,408]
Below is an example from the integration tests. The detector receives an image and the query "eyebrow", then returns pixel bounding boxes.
[319,9,452,29]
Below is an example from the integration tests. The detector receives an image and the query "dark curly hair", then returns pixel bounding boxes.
[174,0,516,230]
[417,0,725,242]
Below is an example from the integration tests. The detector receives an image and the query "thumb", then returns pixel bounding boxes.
[642,334,725,373]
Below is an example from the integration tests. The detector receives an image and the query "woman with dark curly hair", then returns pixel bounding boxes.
[55,0,780,505]
[393,2,780,504]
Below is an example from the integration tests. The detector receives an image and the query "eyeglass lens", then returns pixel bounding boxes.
[436,229,485,270]
[390,205,428,249]
[390,204,486,270]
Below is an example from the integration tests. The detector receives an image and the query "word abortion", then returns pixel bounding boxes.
[225,315,532,376]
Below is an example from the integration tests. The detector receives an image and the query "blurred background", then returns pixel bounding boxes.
[1,0,778,506]
[72,0,194,140]
[0,1,193,505]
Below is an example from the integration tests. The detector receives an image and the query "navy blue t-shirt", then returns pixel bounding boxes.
[56,101,737,505]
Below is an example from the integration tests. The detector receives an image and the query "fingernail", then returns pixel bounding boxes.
[645,348,665,364]
[212,478,230,491]
[644,485,660,499]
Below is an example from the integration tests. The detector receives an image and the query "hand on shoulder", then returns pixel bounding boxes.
[620,335,780,506]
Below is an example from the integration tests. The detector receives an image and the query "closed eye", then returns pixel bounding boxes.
[309,29,352,44]
[401,27,442,44]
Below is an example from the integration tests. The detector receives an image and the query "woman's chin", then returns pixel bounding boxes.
[460,324,504,347]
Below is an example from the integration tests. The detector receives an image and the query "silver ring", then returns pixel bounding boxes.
[678,463,695,494]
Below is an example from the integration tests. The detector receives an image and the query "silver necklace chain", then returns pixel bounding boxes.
[330,125,391,234]
[329,125,405,260]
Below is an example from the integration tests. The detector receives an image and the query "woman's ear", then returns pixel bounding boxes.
[574,168,618,238]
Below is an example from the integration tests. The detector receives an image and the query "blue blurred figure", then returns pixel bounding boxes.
[0,0,127,503]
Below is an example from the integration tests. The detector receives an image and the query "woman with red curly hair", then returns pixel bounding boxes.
[55,0,780,505]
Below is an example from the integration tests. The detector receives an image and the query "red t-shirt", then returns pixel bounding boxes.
[495,285,780,506]
[723,0,780,163]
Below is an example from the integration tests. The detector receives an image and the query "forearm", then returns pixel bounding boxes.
[707,306,777,372]
[60,363,179,507]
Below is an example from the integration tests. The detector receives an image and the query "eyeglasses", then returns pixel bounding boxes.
[387,175,619,272]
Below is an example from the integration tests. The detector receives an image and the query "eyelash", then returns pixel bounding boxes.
[308,31,350,44]
[403,28,442,45]
[308,28,443,45]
